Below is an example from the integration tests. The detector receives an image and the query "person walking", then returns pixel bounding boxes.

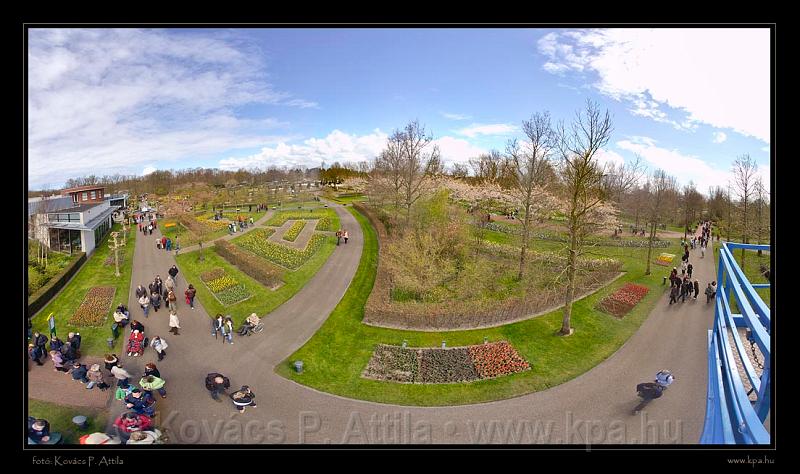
[148,224,153,235]
[166,238,172,252]
[174,237,180,256]
[111,363,133,388]
[148,279,158,296]
[205,373,231,402]
[138,293,151,318]
[124,389,156,417]
[150,336,168,361]
[693,280,700,300]
[168,265,179,283]
[161,236,167,250]
[135,284,147,300]
[681,277,691,303]
[230,385,257,414]
[343,229,349,244]
[168,309,181,336]
[166,289,177,311]
[185,284,197,309]
[86,364,110,390]
[50,350,69,373]
[687,263,693,280]
[700,244,706,259]
[28,343,45,366]
[140,374,167,399]
[705,283,715,303]
[221,316,234,345]
[336,230,341,246]
[156,237,162,250]
[150,291,162,313]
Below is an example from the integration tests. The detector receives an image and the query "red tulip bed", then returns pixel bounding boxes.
[362,341,530,384]
[69,286,116,326]
[596,283,650,318]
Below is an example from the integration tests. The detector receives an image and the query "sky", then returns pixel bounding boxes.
[28,28,772,195]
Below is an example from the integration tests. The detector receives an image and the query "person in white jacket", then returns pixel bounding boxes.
[150,336,168,361]
[168,309,180,336]
[111,364,133,388]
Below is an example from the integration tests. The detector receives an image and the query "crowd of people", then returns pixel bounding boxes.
[668,220,716,306]
[137,211,157,236]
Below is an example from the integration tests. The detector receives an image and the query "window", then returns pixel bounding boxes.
[90,191,96,200]
[82,192,88,201]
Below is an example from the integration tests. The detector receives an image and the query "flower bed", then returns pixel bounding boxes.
[468,341,531,379]
[213,240,284,289]
[200,268,251,305]
[266,210,336,231]
[206,275,240,293]
[235,229,326,270]
[283,220,306,242]
[200,268,226,282]
[655,253,676,266]
[596,283,650,318]
[69,287,116,326]
[362,341,530,384]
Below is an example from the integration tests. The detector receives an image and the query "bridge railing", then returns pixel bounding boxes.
[700,242,770,444]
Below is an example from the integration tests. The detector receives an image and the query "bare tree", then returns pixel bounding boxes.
[732,154,758,264]
[450,162,470,178]
[555,100,614,336]
[506,112,555,280]
[753,177,769,256]
[645,170,677,275]
[397,121,440,228]
[469,150,504,184]
[681,181,703,240]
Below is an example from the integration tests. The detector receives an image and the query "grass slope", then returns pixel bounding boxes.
[27,399,107,445]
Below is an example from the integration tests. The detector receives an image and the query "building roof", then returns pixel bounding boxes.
[61,185,105,195]
[47,203,103,213]
[45,206,116,231]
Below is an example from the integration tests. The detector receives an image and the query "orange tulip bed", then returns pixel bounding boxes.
[596,283,650,318]
[362,341,530,384]
[68,287,116,326]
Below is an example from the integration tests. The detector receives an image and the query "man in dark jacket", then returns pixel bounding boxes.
[28,418,52,443]
[29,344,44,365]
[70,362,89,383]
[135,285,147,299]
[124,389,155,416]
[205,373,230,402]
[60,342,77,363]
[693,280,700,299]
[68,332,81,351]
[32,332,48,358]
[50,336,64,353]
[148,280,158,296]
[168,265,179,281]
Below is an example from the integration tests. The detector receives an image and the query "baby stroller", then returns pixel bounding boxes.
[126,330,148,357]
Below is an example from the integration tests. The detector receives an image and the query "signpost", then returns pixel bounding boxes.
[47,312,56,338]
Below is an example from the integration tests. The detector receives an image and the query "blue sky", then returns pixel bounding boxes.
[28,28,771,194]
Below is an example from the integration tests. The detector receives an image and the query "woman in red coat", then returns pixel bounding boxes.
[113,412,153,435]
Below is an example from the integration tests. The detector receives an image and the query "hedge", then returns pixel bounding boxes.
[213,239,284,289]
[27,252,87,316]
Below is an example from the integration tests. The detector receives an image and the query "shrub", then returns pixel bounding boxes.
[213,240,284,289]
[69,287,116,326]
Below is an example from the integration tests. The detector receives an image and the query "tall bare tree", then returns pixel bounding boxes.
[556,100,614,336]
[506,112,555,280]
[645,170,677,275]
[397,121,440,228]
[753,177,769,256]
[732,154,758,264]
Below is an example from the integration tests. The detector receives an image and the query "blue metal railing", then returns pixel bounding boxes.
[700,242,770,444]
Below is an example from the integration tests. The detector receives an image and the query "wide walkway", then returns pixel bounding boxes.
[109,207,716,444]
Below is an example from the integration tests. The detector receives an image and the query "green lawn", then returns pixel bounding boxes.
[30,224,136,357]
[277,208,678,406]
[175,234,336,326]
[28,399,107,445]
[331,193,368,204]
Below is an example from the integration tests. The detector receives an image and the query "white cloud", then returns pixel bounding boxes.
[432,136,487,167]
[456,123,517,138]
[538,29,770,143]
[219,129,389,170]
[27,28,315,188]
[441,112,472,121]
[594,148,626,168]
[712,132,728,144]
[616,136,773,194]
[142,166,157,176]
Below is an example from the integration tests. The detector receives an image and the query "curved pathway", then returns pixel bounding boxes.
[112,206,714,444]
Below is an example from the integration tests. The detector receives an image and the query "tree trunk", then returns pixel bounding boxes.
[518,205,532,280]
[645,220,657,275]
[561,230,578,336]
